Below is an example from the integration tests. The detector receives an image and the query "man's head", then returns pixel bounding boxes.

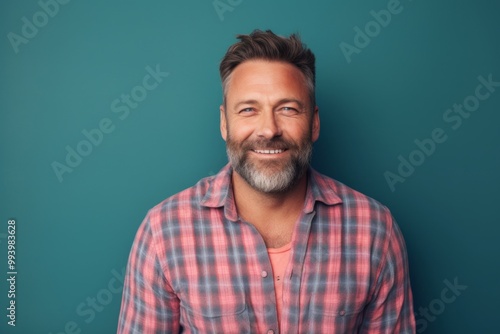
[220,30,316,108]
[219,30,320,194]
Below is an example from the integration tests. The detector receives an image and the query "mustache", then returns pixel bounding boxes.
[241,138,296,151]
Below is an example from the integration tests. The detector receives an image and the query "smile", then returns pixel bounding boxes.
[252,149,286,154]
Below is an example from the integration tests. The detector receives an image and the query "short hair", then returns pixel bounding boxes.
[219,29,316,108]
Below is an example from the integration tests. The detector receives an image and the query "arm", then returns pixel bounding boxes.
[360,215,416,334]
[117,214,180,333]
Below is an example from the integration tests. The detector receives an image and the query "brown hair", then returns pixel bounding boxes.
[219,29,316,108]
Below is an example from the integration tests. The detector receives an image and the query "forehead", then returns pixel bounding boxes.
[225,60,309,105]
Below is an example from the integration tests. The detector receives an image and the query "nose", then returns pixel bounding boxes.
[256,110,282,139]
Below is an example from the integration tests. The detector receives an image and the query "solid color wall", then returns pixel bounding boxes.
[1,0,499,333]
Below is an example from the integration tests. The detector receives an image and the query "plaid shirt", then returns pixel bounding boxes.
[117,164,415,333]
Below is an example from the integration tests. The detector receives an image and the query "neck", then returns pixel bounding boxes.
[231,169,308,246]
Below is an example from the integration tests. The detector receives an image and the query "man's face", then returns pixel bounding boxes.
[220,60,320,193]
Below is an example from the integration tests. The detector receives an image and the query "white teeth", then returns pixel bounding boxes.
[254,149,284,154]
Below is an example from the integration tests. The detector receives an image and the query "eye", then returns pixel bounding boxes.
[280,106,299,114]
[239,107,255,114]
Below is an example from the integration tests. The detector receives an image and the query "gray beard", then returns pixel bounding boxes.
[226,139,312,194]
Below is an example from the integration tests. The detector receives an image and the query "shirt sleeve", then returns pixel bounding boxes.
[360,214,416,334]
[117,213,180,333]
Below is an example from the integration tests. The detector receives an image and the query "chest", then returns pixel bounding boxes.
[160,217,373,333]
[249,217,296,248]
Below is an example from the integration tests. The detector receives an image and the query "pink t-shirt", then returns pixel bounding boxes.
[267,241,292,328]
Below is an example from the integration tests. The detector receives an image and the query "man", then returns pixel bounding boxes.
[117,30,415,333]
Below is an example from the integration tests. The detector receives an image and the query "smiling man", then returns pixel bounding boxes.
[117,30,416,333]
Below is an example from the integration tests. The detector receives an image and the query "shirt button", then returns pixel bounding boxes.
[261,270,268,278]
[339,310,346,316]
[267,330,275,334]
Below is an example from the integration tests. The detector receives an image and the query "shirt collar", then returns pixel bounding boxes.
[303,168,343,213]
[200,164,239,221]
[200,164,343,221]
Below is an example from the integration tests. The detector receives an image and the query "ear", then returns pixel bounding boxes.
[220,104,228,141]
[311,106,320,142]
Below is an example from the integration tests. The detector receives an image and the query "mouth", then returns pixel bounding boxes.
[252,149,287,155]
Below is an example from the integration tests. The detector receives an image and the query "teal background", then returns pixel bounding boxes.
[1,0,499,333]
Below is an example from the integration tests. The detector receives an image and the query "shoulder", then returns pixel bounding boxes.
[311,168,391,215]
[146,173,216,225]
[310,168,396,238]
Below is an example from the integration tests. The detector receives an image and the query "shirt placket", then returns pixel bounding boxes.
[280,210,316,333]
[236,218,280,333]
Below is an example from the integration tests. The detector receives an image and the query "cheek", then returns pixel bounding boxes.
[286,122,312,141]
[227,120,255,142]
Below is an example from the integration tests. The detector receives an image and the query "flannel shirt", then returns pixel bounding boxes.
[117,164,415,333]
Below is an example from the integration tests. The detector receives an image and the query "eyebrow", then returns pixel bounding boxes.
[233,99,259,110]
[233,98,305,110]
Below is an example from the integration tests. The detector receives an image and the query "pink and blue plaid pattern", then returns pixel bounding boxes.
[117,164,415,333]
